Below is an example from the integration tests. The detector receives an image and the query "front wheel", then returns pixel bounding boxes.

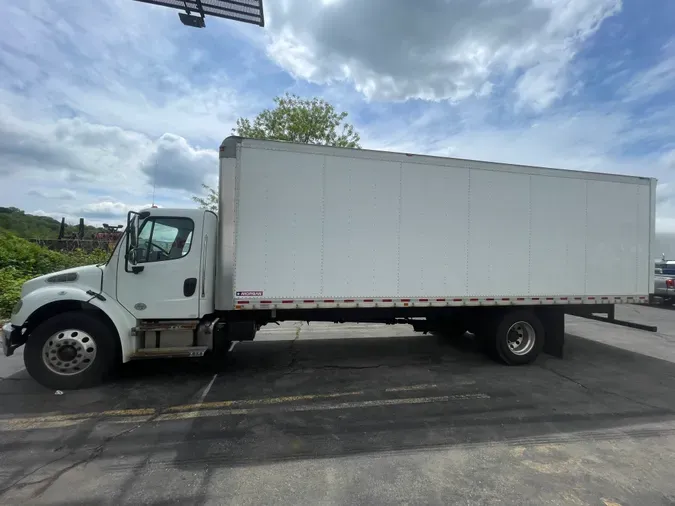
[24,311,118,390]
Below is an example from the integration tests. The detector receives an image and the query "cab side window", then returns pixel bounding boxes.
[136,217,194,263]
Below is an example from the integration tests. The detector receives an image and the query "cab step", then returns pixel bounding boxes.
[130,346,208,359]
[133,320,199,333]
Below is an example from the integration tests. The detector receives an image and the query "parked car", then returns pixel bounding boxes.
[652,259,675,305]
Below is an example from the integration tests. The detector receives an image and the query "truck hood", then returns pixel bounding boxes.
[21,264,103,298]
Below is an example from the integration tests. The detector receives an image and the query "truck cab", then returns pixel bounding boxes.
[2,207,220,390]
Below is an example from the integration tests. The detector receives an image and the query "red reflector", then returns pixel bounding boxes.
[303,300,314,303]
[436,298,446,302]
[485,298,494,301]
[261,300,272,304]
[401,299,410,302]
[639,296,646,299]
[574,297,582,300]
[531,297,539,301]
[588,297,595,300]
[560,297,568,300]
[238,301,249,304]
[344,299,355,303]
[419,298,429,302]
[517,298,525,301]
[601,297,609,300]
[667,279,675,288]
[324,299,335,303]
[501,298,510,301]
[469,298,479,302]
[363,299,374,302]
[453,298,463,302]
[282,300,293,304]
[382,299,392,302]
[546,298,554,301]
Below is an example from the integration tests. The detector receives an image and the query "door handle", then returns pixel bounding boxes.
[183,278,197,297]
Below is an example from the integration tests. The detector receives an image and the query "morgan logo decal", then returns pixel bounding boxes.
[236,291,263,297]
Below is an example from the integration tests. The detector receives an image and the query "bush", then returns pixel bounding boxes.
[0,268,32,319]
[0,230,110,318]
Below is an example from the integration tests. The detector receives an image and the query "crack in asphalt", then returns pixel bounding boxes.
[0,415,155,499]
[285,323,303,370]
[540,364,671,412]
[0,381,211,499]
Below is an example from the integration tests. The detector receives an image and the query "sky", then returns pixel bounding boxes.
[0,0,674,239]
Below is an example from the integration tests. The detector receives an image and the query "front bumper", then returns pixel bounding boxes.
[2,323,23,357]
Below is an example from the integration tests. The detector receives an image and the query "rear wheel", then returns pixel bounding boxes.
[24,311,117,390]
[492,310,544,365]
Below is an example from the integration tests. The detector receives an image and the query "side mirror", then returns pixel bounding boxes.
[125,211,144,274]
[127,212,140,251]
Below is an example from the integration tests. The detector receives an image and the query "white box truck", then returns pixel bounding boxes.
[2,137,657,389]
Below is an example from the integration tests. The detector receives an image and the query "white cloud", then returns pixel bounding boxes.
[265,0,620,107]
[0,106,153,184]
[139,134,218,193]
[0,0,267,222]
[620,40,675,102]
[58,201,153,220]
[0,1,263,145]
[27,189,77,200]
[0,103,215,221]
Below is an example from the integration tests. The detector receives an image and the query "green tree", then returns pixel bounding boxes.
[192,184,219,214]
[192,93,361,211]
[235,93,361,147]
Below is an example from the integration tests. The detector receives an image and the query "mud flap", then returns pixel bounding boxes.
[539,308,565,358]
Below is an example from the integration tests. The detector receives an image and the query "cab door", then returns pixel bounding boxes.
[117,210,204,319]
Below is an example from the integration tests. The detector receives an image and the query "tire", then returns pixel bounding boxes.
[492,310,545,365]
[24,311,118,390]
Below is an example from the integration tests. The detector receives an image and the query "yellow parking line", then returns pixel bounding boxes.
[385,384,437,392]
[1,408,156,425]
[101,408,155,417]
[0,383,472,431]
[164,390,366,412]
[154,393,490,422]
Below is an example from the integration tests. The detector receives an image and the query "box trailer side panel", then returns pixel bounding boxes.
[225,139,653,308]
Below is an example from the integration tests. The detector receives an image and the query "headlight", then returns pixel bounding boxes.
[11,299,23,315]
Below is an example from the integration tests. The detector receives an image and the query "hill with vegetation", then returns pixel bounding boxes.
[0,229,108,318]
[0,207,106,240]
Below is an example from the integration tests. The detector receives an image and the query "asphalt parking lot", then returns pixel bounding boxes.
[1,305,675,505]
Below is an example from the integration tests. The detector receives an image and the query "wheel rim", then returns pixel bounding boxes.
[506,321,536,356]
[41,329,97,376]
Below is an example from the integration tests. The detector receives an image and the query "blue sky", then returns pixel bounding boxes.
[1,0,674,232]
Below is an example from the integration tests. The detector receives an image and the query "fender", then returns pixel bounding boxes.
[11,286,137,362]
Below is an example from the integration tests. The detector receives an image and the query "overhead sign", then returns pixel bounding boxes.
[134,0,265,27]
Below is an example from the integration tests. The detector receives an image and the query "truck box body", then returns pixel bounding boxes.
[218,137,656,311]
